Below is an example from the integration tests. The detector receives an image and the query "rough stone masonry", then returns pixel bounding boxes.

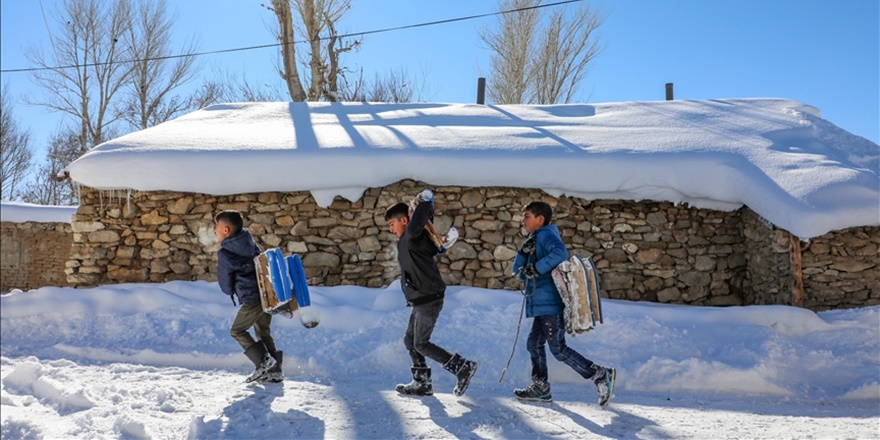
[53,180,880,311]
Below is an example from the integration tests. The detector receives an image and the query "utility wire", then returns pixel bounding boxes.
[2,0,583,74]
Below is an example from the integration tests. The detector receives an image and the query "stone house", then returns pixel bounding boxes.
[0,203,76,292]
[60,100,879,311]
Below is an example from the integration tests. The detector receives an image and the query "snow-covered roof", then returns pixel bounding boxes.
[0,201,76,223]
[64,99,879,239]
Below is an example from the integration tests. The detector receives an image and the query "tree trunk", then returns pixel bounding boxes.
[272,0,307,101]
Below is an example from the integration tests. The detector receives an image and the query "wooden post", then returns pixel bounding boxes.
[665,82,674,101]
[477,77,486,105]
[789,233,804,307]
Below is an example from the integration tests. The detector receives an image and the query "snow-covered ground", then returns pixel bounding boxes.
[2,281,878,439]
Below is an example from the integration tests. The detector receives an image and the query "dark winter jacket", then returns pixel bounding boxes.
[217,228,262,305]
[397,201,445,306]
[512,224,568,317]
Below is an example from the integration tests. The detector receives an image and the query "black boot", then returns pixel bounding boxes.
[593,366,616,407]
[396,367,433,396]
[243,341,277,383]
[263,350,283,383]
[514,380,552,402]
[442,353,477,396]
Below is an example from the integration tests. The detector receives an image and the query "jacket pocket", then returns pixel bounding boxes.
[404,272,417,290]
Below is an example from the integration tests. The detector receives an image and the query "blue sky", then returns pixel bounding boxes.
[2,0,878,154]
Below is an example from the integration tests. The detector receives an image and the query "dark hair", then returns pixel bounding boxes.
[215,210,244,234]
[384,202,409,221]
[524,201,553,226]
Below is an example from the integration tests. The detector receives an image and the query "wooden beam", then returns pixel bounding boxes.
[790,233,804,307]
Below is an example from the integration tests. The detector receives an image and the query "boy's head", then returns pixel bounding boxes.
[522,201,553,234]
[384,202,410,238]
[214,210,244,242]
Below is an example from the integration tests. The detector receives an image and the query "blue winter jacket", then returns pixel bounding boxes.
[217,228,262,305]
[512,224,569,317]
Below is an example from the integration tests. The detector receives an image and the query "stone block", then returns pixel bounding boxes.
[303,252,341,267]
[140,211,168,226]
[167,197,194,215]
[89,230,120,243]
[656,287,680,303]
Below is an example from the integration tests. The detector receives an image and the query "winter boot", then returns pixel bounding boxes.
[514,380,552,402]
[442,353,477,397]
[395,367,433,396]
[243,341,277,383]
[593,366,616,407]
[262,350,283,383]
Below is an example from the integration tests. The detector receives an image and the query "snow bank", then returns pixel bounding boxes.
[3,281,878,438]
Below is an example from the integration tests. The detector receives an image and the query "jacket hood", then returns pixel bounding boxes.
[220,228,260,257]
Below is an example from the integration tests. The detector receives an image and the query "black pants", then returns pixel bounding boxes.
[404,298,453,367]
[230,301,275,352]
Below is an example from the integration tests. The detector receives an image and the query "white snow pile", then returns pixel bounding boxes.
[0,201,76,224]
[64,99,880,239]
[2,281,879,439]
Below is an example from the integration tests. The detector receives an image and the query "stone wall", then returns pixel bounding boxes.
[742,211,879,310]
[64,181,878,310]
[801,226,879,310]
[1,221,72,292]
[742,211,794,305]
[550,198,747,306]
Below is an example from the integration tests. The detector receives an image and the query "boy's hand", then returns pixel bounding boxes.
[520,263,539,279]
[408,189,434,212]
[519,235,536,256]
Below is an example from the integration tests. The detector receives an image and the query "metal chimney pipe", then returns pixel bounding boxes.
[477,77,486,105]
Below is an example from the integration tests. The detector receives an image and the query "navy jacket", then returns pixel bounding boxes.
[217,228,262,305]
[397,201,445,306]
[512,224,568,317]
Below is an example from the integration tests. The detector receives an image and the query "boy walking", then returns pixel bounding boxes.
[512,201,616,405]
[384,189,477,397]
[215,210,282,383]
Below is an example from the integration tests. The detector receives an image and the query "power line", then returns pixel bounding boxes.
[1,0,583,74]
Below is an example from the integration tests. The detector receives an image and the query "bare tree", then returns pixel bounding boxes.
[121,0,199,130]
[481,0,605,104]
[269,0,308,101]
[22,128,82,206]
[1,85,34,201]
[267,0,358,102]
[480,0,541,105]
[340,67,434,103]
[191,68,287,109]
[294,0,358,101]
[26,0,134,154]
[532,4,605,104]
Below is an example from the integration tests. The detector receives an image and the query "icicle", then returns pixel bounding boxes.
[127,189,131,216]
[99,190,104,211]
